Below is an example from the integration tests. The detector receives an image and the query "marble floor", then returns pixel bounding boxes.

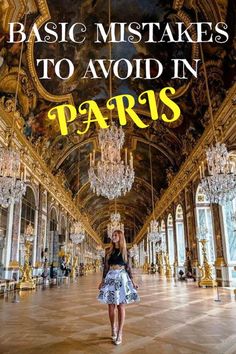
[0,272,236,354]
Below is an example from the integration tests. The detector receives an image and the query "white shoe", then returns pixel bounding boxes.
[115,336,122,345]
[111,328,117,341]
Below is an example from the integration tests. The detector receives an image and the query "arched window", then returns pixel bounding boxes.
[0,206,8,266]
[21,187,36,234]
[49,208,58,263]
[60,216,66,245]
[50,208,57,232]
[222,153,236,263]
[196,186,215,264]
[167,214,175,265]
[20,187,36,265]
[160,219,166,252]
[176,205,186,266]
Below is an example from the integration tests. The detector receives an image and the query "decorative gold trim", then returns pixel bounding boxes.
[9,260,19,268]
[26,0,73,104]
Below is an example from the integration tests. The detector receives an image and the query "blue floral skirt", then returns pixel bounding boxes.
[97,269,140,305]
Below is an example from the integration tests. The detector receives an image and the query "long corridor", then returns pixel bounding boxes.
[1,273,236,354]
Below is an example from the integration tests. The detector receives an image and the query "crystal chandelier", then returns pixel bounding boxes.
[129,244,138,260]
[232,212,236,223]
[107,212,124,239]
[96,246,105,258]
[197,225,208,241]
[155,241,165,253]
[24,222,34,242]
[200,143,236,205]
[0,146,26,208]
[147,219,161,242]
[88,122,135,200]
[70,221,85,244]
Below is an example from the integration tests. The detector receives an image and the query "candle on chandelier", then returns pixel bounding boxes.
[125,148,127,165]
[24,165,26,181]
[130,152,133,168]
[89,153,92,167]
[93,149,95,164]
[199,165,202,179]
[202,161,205,177]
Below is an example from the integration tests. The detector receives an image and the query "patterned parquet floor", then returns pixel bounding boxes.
[0,272,236,354]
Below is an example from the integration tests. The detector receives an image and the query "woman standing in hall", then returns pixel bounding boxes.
[98,230,140,345]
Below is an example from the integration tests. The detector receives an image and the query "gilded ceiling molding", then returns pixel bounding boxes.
[54,138,96,171]
[77,177,155,218]
[197,0,226,23]
[53,133,178,175]
[0,104,101,245]
[0,0,28,32]
[176,10,199,66]
[26,0,74,104]
[173,0,185,11]
[135,83,236,244]
[98,219,137,233]
[132,137,177,165]
[90,204,145,228]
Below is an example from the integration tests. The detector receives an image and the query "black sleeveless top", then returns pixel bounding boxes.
[102,248,133,279]
[108,249,126,266]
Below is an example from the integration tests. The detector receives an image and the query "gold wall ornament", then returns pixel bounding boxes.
[214,257,225,267]
[34,261,42,268]
[9,260,19,268]
[0,66,37,117]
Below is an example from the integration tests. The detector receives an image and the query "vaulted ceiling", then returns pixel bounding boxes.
[0,0,235,242]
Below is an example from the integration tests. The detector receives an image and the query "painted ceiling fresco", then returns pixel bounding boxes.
[0,0,235,242]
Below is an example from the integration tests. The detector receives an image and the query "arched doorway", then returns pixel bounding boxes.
[60,215,66,249]
[49,208,58,264]
[160,219,166,253]
[176,205,186,267]
[20,186,36,266]
[167,214,175,266]
[195,186,215,265]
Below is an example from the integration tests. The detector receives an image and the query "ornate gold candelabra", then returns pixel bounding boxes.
[164,253,172,278]
[71,256,78,278]
[17,223,36,290]
[143,254,149,273]
[197,227,217,287]
[157,252,164,275]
